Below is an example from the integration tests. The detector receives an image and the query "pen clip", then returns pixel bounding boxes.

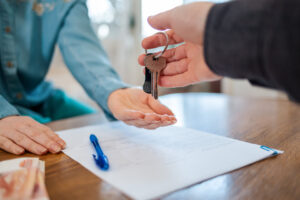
[90,134,109,170]
[260,145,278,156]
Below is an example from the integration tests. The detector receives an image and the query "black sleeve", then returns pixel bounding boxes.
[204,0,300,102]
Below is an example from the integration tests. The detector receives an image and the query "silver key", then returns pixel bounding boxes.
[144,54,167,99]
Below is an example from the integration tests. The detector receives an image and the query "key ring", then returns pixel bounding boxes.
[145,32,169,59]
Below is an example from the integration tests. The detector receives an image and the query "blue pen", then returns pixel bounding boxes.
[90,134,109,170]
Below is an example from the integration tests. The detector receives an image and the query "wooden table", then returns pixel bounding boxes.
[1,93,300,200]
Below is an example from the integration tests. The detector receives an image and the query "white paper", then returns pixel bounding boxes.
[57,122,283,200]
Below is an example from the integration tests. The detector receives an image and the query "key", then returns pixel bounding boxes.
[143,54,153,94]
[143,68,152,94]
[144,54,167,99]
[142,32,169,98]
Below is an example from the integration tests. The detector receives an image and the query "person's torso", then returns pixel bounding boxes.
[0,0,75,106]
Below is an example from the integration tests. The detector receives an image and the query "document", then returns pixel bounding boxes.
[57,122,283,200]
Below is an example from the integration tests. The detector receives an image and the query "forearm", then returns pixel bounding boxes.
[58,0,129,120]
[204,0,300,101]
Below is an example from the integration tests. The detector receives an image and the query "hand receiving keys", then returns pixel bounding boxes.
[108,88,177,130]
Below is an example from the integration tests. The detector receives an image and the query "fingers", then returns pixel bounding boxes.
[147,9,172,30]
[34,124,66,148]
[19,125,62,154]
[116,110,146,121]
[125,118,158,128]
[161,58,189,76]
[124,113,176,130]
[0,116,65,155]
[161,45,187,62]
[159,71,194,87]
[124,114,158,128]
[0,135,24,155]
[143,120,175,130]
[147,97,175,116]
[143,113,175,124]
[15,117,64,153]
[119,93,177,129]
[125,121,160,130]
[123,100,177,130]
[7,130,47,155]
[138,54,146,66]
[138,44,187,66]
[142,30,183,50]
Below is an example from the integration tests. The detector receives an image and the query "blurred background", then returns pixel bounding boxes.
[47,0,287,110]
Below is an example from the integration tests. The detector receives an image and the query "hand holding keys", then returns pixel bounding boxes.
[143,32,169,99]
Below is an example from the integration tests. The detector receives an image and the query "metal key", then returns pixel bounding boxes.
[143,54,153,94]
[142,31,169,99]
[144,54,167,99]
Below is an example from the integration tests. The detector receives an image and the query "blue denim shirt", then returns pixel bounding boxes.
[0,0,127,120]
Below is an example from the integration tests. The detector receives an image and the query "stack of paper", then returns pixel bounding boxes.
[58,122,283,200]
[0,158,49,200]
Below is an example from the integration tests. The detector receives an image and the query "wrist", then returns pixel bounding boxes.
[107,88,128,113]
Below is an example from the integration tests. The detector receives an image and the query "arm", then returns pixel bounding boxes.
[204,0,300,101]
[0,95,66,155]
[57,0,176,128]
[0,95,19,119]
[140,0,300,102]
[57,0,128,120]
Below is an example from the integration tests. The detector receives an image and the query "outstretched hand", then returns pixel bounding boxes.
[108,88,176,129]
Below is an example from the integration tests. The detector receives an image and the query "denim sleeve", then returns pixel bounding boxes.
[0,95,19,119]
[57,0,129,120]
[204,0,300,102]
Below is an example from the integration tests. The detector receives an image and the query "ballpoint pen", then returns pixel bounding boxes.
[90,134,109,170]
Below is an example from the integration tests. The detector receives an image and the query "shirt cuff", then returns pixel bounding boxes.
[0,96,19,119]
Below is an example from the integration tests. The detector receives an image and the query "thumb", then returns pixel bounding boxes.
[147,9,173,30]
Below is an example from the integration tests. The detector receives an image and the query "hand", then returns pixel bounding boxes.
[138,30,222,87]
[146,2,214,45]
[108,88,176,129]
[0,116,66,155]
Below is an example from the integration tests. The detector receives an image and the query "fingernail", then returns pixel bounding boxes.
[58,140,66,148]
[164,121,171,125]
[16,148,24,155]
[51,144,61,153]
[38,147,47,155]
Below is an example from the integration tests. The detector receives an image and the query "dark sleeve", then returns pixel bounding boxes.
[204,0,300,102]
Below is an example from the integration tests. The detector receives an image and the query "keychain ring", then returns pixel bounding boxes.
[145,32,169,59]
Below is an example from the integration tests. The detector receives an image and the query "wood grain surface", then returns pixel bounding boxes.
[0,93,299,200]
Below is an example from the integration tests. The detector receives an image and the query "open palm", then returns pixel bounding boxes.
[108,88,176,129]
